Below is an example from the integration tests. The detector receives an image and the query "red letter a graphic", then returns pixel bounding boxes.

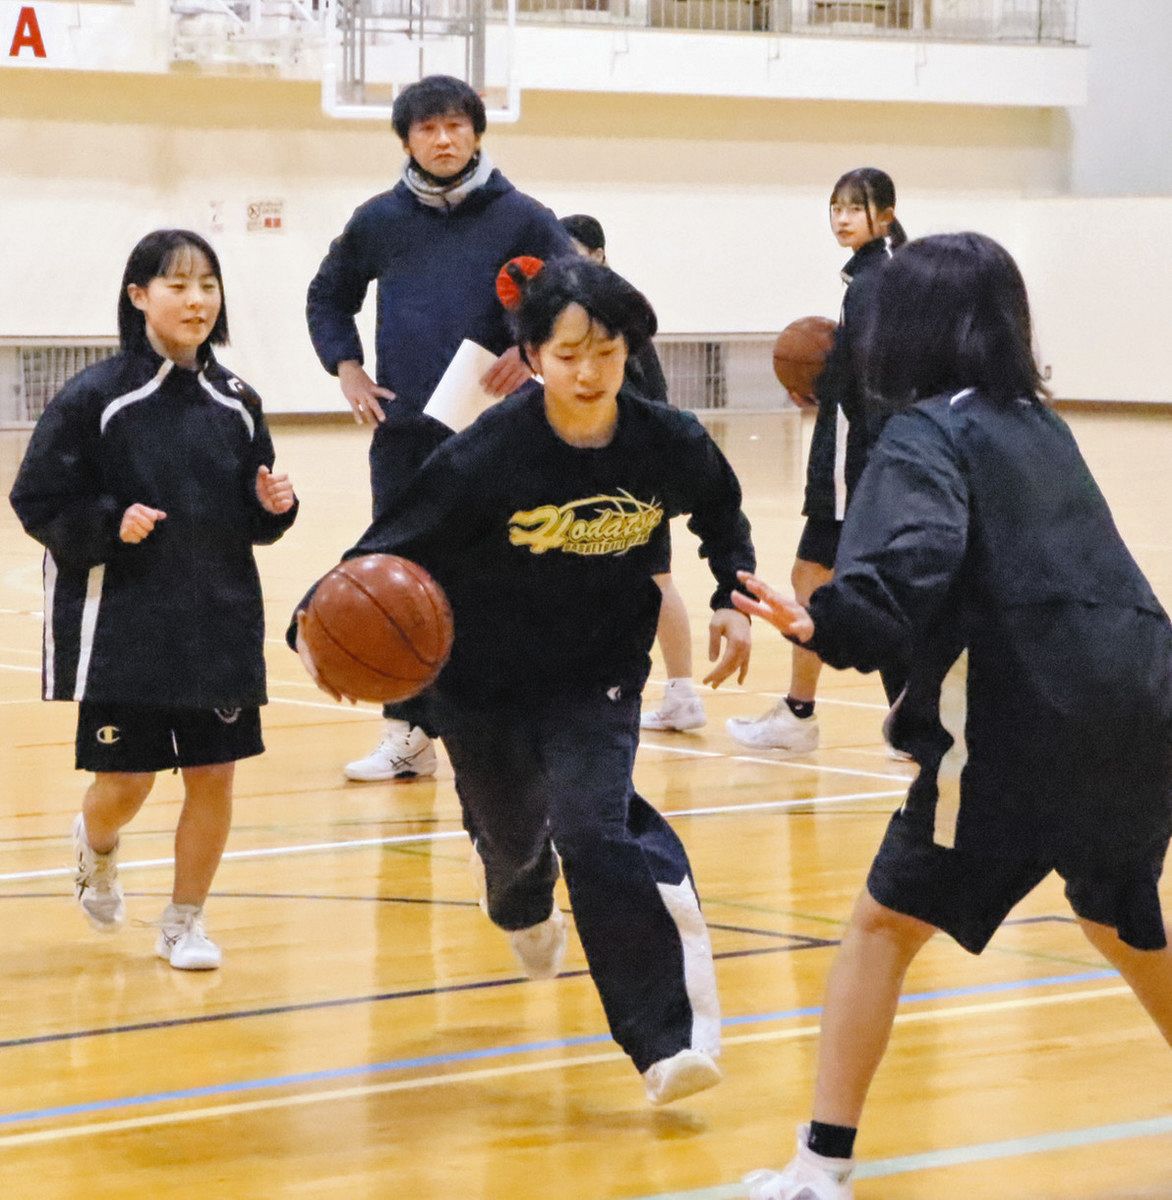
[10,8,48,58]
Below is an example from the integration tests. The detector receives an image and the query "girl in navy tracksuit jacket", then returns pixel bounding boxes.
[10,230,298,971]
[728,167,907,755]
[294,258,754,1106]
[738,232,1171,1200]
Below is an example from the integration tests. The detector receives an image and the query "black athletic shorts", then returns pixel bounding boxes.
[795,517,842,570]
[867,808,1170,953]
[76,703,264,773]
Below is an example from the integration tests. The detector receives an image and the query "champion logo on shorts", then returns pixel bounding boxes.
[96,725,121,745]
[215,708,242,724]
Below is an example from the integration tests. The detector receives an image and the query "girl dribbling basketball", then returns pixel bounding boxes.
[295,257,754,1105]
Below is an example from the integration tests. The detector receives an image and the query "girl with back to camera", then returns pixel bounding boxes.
[727,168,908,754]
[10,229,298,970]
[736,232,1172,1199]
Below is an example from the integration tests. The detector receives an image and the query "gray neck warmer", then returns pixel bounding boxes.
[402,151,495,211]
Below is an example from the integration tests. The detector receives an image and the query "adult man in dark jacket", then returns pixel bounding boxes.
[307,74,574,783]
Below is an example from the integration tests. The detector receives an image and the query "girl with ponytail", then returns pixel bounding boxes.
[727,167,908,755]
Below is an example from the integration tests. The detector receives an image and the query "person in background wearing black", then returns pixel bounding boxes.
[727,168,908,756]
[560,212,707,735]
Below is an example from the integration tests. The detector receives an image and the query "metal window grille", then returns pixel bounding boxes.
[656,334,787,411]
[0,344,120,427]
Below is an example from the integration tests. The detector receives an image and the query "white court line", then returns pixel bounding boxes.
[267,695,380,715]
[638,739,910,783]
[729,755,910,783]
[0,984,1133,1149]
[0,673,908,779]
[267,676,338,690]
[643,677,889,712]
[0,830,468,883]
[667,789,905,819]
[0,789,903,884]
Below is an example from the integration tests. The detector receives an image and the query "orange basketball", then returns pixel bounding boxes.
[772,316,837,407]
[301,554,453,703]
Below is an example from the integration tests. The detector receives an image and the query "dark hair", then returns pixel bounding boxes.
[117,229,229,356]
[512,258,657,358]
[391,75,487,142]
[560,214,606,253]
[862,232,1047,414]
[831,166,907,249]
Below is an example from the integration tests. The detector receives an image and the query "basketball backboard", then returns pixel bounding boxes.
[321,0,519,123]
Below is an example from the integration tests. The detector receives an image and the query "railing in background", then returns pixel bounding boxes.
[167,0,1079,71]
[491,0,1078,42]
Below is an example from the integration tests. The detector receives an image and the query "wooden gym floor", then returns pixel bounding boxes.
[0,406,1169,1199]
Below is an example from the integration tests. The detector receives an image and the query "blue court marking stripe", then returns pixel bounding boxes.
[0,1034,612,1126]
[0,967,1122,1129]
[721,967,1117,1028]
[856,1117,1172,1178]
[631,1117,1172,1198]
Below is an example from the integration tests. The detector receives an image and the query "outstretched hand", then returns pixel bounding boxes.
[731,571,816,643]
[256,465,295,514]
[703,608,752,687]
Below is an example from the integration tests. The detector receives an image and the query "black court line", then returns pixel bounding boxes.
[0,898,1078,1052]
[0,940,836,1052]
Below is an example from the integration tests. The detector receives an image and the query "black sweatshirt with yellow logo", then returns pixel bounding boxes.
[331,387,754,706]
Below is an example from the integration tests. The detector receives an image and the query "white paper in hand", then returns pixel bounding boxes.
[423,340,502,433]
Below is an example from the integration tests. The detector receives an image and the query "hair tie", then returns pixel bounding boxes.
[496,256,544,311]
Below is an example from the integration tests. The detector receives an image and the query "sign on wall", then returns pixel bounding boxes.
[246,199,284,233]
[7,5,45,58]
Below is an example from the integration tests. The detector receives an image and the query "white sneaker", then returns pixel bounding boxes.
[71,813,125,932]
[726,701,819,752]
[509,906,567,980]
[743,1125,855,1200]
[155,904,222,971]
[642,1048,722,1106]
[641,681,707,732]
[344,720,437,781]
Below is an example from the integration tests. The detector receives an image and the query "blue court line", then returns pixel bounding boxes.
[632,1117,1172,1198]
[0,967,1121,1131]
